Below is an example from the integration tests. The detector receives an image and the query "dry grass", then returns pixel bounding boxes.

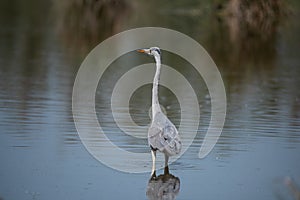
[53,0,131,55]
[223,0,289,40]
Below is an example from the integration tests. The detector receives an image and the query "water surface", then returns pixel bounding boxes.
[0,0,300,199]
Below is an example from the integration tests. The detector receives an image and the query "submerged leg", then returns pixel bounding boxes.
[151,150,156,176]
[164,154,169,174]
[164,165,169,175]
[164,154,169,168]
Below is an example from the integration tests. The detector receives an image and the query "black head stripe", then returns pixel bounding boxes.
[155,48,161,55]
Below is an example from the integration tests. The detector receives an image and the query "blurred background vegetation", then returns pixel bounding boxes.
[52,0,292,59]
[0,0,297,66]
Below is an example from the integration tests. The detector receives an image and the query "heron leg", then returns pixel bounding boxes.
[164,154,169,168]
[151,150,156,176]
[164,165,169,175]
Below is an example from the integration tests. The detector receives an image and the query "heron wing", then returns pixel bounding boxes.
[148,114,182,155]
[148,126,165,152]
[162,124,181,156]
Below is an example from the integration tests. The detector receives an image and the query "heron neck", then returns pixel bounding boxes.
[152,55,162,119]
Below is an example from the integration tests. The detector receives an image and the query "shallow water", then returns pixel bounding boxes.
[0,0,300,199]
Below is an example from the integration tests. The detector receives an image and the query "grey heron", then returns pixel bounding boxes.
[137,47,182,175]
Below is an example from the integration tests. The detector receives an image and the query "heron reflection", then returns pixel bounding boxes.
[146,166,180,200]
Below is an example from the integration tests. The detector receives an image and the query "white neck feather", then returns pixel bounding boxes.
[152,54,162,119]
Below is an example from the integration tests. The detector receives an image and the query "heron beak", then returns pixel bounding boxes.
[137,48,150,54]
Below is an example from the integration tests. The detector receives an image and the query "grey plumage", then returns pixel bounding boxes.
[148,112,181,156]
[137,47,182,175]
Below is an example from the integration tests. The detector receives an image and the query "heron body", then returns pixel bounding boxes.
[149,112,181,156]
[137,47,182,175]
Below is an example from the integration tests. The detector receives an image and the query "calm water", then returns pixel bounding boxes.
[0,0,300,199]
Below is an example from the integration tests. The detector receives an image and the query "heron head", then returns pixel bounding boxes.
[137,47,161,57]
